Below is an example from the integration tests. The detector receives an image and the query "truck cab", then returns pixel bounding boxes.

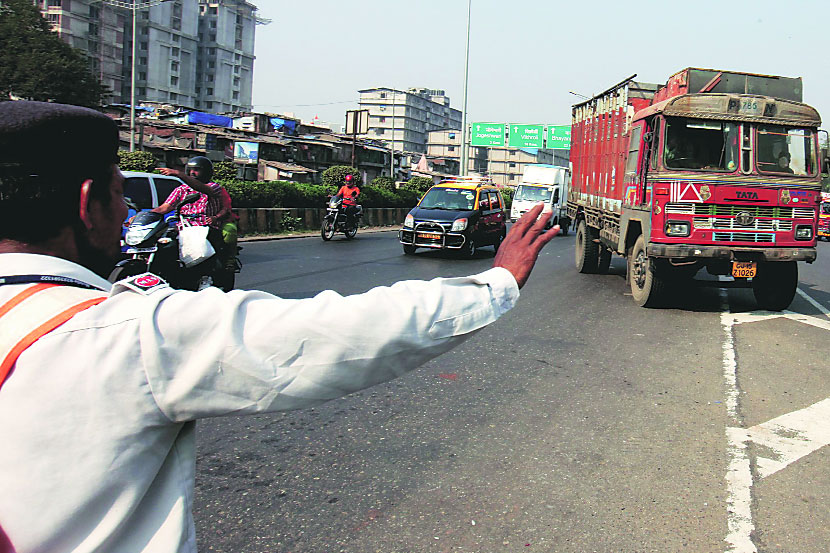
[510,164,571,234]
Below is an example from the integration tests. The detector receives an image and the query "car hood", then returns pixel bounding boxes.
[410,207,476,222]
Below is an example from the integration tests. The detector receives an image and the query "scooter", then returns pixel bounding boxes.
[321,194,362,241]
[110,193,238,291]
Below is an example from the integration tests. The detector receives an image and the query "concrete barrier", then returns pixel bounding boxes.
[236,207,410,235]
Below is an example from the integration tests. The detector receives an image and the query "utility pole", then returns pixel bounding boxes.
[459,0,472,176]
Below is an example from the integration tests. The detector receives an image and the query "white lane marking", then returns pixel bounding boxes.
[721,294,757,553]
[721,286,830,552]
[744,397,830,479]
[796,287,830,319]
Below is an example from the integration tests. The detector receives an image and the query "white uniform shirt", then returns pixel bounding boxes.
[0,253,519,553]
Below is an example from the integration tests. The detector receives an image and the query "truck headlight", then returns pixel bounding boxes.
[795,225,813,240]
[451,218,468,232]
[403,214,414,228]
[665,220,690,237]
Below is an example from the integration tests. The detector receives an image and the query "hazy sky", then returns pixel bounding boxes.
[251,0,829,131]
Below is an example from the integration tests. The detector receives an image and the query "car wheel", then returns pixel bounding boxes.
[493,231,505,253]
[460,237,476,258]
[403,244,416,255]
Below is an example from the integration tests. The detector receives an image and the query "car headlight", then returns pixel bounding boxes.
[665,220,690,237]
[795,225,813,240]
[451,218,468,232]
[404,214,414,228]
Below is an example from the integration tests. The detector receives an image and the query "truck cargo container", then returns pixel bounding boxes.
[567,68,822,309]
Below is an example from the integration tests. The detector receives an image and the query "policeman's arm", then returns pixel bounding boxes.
[155,167,218,196]
[493,202,558,288]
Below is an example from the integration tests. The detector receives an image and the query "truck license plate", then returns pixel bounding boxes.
[732,261,757,278]
[417,232,441,240]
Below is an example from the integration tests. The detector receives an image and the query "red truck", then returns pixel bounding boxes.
[567,68,822,309]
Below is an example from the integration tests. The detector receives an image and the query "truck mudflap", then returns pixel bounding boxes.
[647,243,816,263]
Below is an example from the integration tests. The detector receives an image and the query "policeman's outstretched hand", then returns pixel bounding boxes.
[493,202,558,289]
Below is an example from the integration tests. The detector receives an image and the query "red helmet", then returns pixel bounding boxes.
[345,174,354,183]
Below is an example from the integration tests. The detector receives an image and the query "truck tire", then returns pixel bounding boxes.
[628,235,666,307]
[752,261,797,311]
[597,248,612,274]
[575,220,599,274]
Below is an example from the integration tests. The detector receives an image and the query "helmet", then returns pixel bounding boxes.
[185,156,214,182]
[344,174,354,184]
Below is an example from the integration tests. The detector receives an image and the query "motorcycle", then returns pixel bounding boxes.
[320,194,363,242]
[110,193,240,291]
[321,194,362,241]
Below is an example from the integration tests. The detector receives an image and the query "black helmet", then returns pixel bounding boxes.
[185,156,214,182]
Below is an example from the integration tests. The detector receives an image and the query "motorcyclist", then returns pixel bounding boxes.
[152,156,225,258]
[336,174,361,227]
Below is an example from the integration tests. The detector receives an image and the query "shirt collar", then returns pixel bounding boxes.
[0,253,113,292]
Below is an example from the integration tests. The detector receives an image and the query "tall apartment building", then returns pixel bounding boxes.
[426,129,487,174]
[358,87,462,154]
[36,0,258,113]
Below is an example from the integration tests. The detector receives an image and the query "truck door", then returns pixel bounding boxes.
[623,124,644,207]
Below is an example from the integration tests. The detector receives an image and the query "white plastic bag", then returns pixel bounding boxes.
[178,224,215,267]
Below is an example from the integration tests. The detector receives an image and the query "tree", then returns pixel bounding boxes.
[0,0,108,107]
[322,166,361,187]
[370,176,396,190]
[404,176,433,194]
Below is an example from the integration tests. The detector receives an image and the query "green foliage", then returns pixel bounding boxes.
[280,213,302,231]
[403,176,433,194]
[0,0,107,107]
[322,166,361,188]
[117,151,157,173]
[500,187,514,210]
[370,176,396,191]
[213,161,237,181]
[358,186,420,208]
[219,178,422,209]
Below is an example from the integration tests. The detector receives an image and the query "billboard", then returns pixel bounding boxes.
[471,123,506,147]
[547,125,571,149]
[234,141,259,163]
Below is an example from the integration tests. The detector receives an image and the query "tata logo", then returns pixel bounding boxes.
[735,212,756,226]
[736,191,759,200]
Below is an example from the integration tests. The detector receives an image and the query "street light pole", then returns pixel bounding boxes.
[459,0,471,176]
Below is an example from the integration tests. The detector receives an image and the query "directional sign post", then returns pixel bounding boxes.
[547,125,571,149]
[471,123,505,147]
[508,124,544,148]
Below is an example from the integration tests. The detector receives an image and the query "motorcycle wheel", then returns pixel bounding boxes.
[321,218,335,241]
[108,261,147,283]
[344,225,358,239]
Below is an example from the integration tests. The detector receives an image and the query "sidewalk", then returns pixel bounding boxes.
[239,225,400,242]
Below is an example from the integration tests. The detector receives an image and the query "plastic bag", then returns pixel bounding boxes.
[178,224,215,267]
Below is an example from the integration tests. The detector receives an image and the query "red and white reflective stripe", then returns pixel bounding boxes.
[0,284,107,390]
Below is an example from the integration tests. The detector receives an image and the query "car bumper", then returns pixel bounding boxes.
[647,243,816,262]
[399,229,466,249]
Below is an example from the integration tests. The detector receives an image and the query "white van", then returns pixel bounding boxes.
[509,165,570,235]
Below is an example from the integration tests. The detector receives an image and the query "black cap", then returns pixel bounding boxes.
[0,101,119,197]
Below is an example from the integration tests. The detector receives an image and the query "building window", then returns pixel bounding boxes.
[196,100,201,107]
[89,5,99,18]
[195,87,201,94]
[380,92,387,99]
[209,33,216,42]
[206,101,213,108]
[208,61,215,68]
[138,87,146,96]
[209,6,217,14]
[139,57,147,66]
[376,128,385,135]
[509,162,516,168]
[233,76,240,87]
[210,20,216,29]
[47,0,62,6]
[233,65,239,74]
[448,146,455,152]
[208,47,216,55]
[170,92,177,101]
[171,18,181,30]
[170,76,178,85]
[172,2,182,17]
[46,13,60,24]
[378,116,385,123]
[234,53,241,62]
[172,47,179,57]
[171,61,179,72]
[172,34,179,42]
[139,72,146,81]
[206,74,214,82]
[232,91,239,99]
[207,88,213,95]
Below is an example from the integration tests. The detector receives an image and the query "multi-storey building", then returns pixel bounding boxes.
[358,87,462,154]
[426,129,487,174]
[36,0,258,113]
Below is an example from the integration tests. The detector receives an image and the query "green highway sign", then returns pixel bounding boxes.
[508,124,544,148]
[547,125,571,149]
[471,122,505,147]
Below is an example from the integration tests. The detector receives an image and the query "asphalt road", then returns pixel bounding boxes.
[193,229,830,553]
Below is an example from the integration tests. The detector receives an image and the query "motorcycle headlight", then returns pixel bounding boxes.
[125,228,146,246]
[451,218,468,232]
[404,214,414,228]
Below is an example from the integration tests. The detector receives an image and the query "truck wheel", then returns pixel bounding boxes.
[597,248,612,274]
[752,261,797,311]
[575,220,599,273]
[628,235,665,307]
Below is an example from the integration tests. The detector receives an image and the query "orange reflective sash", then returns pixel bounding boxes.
[0,284,107,390]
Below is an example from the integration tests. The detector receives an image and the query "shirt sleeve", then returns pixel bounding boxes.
[163,185,186,206]
[126,267,519,421]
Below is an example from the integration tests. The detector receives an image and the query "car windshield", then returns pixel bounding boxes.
[756,125,817,176]
[514,185,553,202]
[663,117,739,172]
[419,187,476,210]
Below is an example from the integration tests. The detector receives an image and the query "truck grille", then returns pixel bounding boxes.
[712,232,775,243]
[711,219,792,231]
[665,203,815,219]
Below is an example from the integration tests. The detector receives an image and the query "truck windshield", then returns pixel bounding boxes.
[821,203,830,215]
[419,187,475,210]
[514,185,553,202]
[756,125,816,176]
[663,117,739,172]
